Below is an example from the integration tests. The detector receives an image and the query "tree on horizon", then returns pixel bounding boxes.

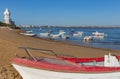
[0,21,18,28]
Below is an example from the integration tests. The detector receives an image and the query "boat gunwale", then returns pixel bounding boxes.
[12,57,120,73]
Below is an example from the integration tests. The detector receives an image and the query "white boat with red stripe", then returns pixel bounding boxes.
[12,47,120,79]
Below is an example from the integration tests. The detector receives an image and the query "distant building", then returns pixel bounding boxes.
[4,8,15,25]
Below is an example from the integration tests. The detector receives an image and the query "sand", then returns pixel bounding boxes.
[0,27,120,79]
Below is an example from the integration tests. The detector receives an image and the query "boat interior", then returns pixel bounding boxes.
[15,47,120,67]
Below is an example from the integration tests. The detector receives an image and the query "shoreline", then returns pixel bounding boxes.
[0,27,120,79]
[34,34,120,53]
[0,27,120,61]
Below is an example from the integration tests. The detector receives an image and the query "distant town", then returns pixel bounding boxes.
[19,25,120,28]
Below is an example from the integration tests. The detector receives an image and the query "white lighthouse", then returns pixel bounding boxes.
[4,8,12,24]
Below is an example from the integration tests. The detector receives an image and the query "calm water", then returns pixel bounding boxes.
[21,27,120,50]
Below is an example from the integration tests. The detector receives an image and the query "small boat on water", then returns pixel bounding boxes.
[20,31,36,37]
[12,47,120,79]
[39,32,50,37]
[73,31,83,36]
[83,36,93,42]
[51,30,69,39]
[92,31,107,36]
[61,35,70,39]
[92,35,104,39]
[39,30,52,37]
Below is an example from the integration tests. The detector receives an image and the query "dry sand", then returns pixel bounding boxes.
[0,27,120,79]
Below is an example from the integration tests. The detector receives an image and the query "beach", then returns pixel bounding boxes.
[0,27,120,79]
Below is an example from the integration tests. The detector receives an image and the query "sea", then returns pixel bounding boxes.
[21,27,120,50]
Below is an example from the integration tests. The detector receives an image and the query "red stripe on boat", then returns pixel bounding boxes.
[57,55,120,63]
[12,58,120,72]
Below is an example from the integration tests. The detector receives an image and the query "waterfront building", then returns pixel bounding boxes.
[4,8,15,25]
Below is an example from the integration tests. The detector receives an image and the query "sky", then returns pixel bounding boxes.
[0,0,120,26]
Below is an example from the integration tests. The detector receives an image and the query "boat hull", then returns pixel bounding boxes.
[12,64,120,79]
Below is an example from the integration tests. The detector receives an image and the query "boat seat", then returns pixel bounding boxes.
[104,53,120,67]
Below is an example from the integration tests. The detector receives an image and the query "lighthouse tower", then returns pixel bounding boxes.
[4,8,12,24]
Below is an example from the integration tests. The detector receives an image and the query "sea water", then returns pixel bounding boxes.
[21,27,120,50]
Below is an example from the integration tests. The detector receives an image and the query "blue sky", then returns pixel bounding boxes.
[0,0,120,26]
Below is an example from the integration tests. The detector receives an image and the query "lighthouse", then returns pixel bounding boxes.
[4,8,12,24]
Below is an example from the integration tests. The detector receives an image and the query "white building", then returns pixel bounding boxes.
[4,8,15,25]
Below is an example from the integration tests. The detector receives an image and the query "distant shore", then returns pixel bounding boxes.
[0,27,120,79]
[19,25,120,28]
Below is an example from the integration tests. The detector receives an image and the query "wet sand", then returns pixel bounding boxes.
[0,27,120,79]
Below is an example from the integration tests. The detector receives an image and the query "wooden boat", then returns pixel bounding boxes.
[12,47,120,79]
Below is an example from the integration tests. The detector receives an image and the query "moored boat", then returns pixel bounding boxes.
[39,32,50,37]
[12,47,120,79]
[50,30,69,39]
[20,31,36,37]
[83,36,93,42]
[73,31,83,36]
[92,31,107,36]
